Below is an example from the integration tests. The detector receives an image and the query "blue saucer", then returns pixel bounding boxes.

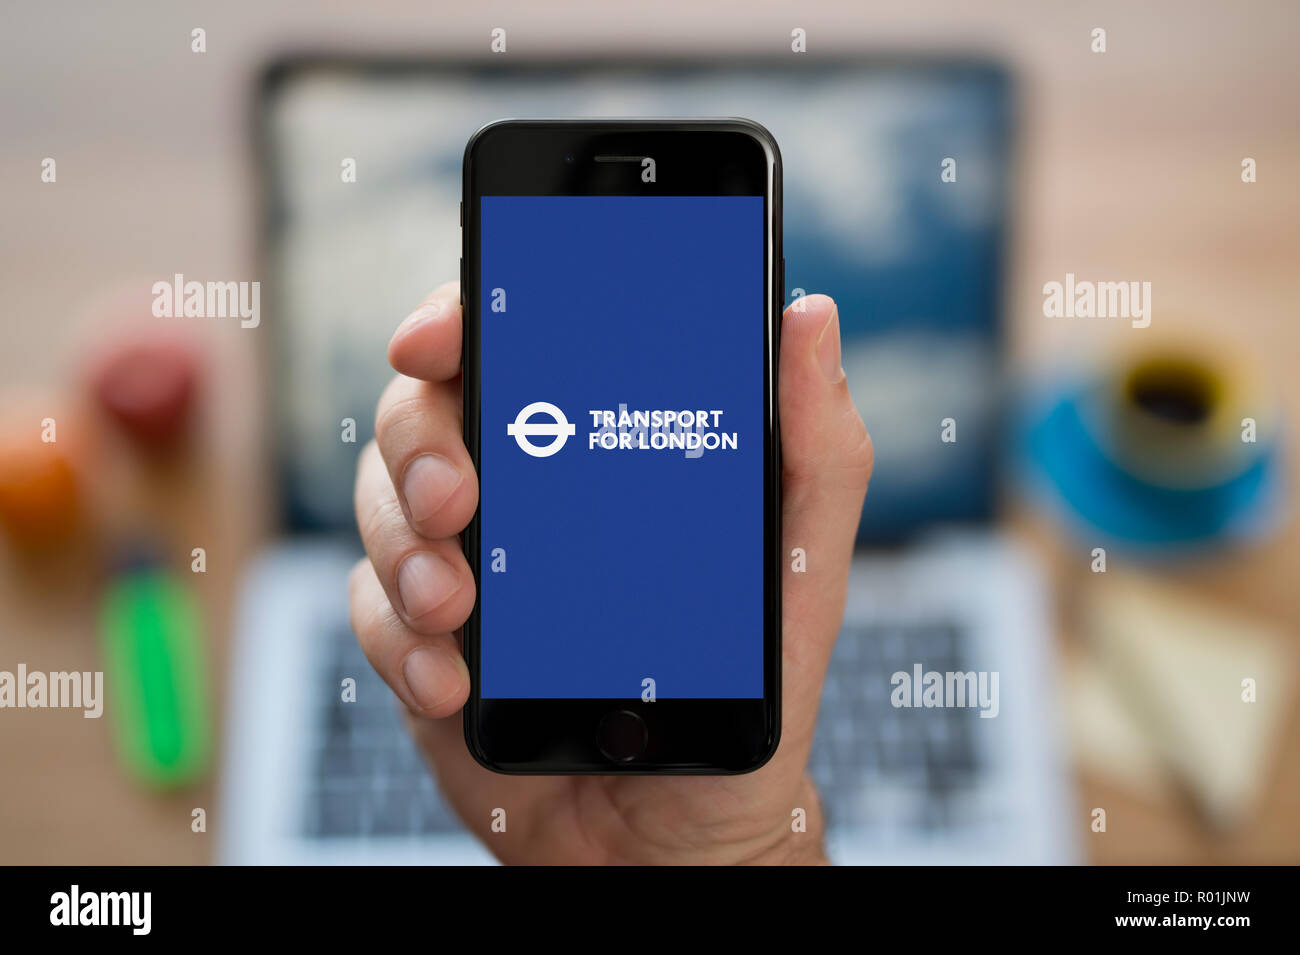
[1022,387,1284,553]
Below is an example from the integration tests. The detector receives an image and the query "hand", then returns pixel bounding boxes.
[349,282,872,864]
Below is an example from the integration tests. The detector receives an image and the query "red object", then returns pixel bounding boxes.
[90,340,198,446]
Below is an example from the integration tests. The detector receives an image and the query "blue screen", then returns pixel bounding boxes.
[479,195,766,698]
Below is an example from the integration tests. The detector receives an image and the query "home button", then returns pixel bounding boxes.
[596,709,647,763]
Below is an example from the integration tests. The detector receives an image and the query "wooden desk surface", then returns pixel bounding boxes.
[0,0,1296,864]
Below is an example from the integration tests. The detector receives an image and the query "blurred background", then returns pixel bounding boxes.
[1,0,1297,864]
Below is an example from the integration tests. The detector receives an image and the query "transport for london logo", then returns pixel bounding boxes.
[507,401,576,457]
[508,401,741,459]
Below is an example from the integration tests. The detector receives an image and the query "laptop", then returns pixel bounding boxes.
[220,55,1077,865]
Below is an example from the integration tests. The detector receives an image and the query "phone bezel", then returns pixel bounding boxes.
[462,119,782,774]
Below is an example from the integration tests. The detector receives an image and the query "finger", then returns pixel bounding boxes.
[354,440,477,634]
[775,293,873,765]
[388,282,463,382]
[374,373,478,540]
[347,558,470,718]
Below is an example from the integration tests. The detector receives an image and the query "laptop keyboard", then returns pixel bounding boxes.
[303,625,462,837]
[304,617,983,839]
[809,619,983,834]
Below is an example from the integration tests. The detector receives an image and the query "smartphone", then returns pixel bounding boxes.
[461,119,782,773]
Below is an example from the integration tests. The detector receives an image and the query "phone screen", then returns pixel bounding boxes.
[478,194,766,700]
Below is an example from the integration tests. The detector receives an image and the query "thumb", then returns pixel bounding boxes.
[775,293,873,764]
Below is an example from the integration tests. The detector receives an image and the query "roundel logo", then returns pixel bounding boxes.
[506,401,576,458]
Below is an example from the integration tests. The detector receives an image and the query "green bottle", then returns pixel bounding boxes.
[100,559,210,787]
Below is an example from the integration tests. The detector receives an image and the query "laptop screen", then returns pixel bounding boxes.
[258,58,1012,541]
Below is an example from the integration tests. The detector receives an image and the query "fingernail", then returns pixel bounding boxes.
[816,304,845,383]
[402,645,461,712]
[396,551,462,621]
[403,453,463,524]
[395,300,446,338]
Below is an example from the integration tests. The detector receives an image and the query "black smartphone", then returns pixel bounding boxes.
[461,119,782,774]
